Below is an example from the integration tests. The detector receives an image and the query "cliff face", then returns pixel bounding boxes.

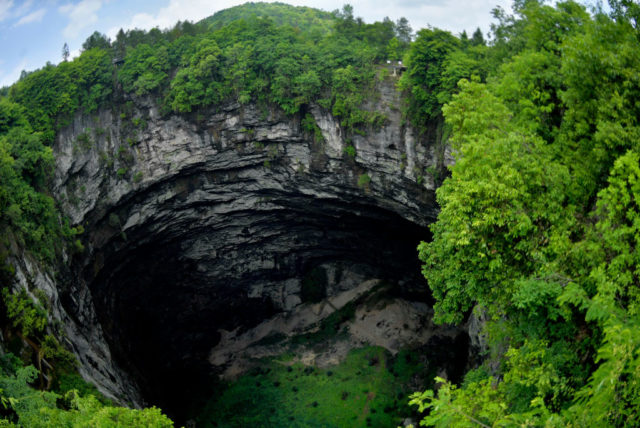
[28,77,456,411]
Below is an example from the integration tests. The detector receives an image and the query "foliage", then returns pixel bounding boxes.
[118,43,170,96]
[0,364,173,427]
[9,48,112,141]
[2,288,47,337]
[196,346,432,427]
[5,1,640,425]
[414,1,640,426]
[119,3,401,132]
[167,38,226,112]
[399,28,460,129]
[202,2,335,34]
[419,78,574,324]
[0,285,175,426]
[343,144,356,158]
[357,173,371,188]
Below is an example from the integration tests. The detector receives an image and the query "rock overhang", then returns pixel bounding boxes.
[50,80,448,416]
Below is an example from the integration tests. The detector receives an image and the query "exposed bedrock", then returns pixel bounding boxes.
[47,79,465,417]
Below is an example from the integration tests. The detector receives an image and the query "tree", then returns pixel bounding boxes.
[61,43,69,62]
[334,4,357,35]
[398,27,460,129]
[386,37,401,60]
[167,38,225,112]
[471,27,485,45]
[419,78,573,323]
[560,151,640,426]
[608,0,640,32]
[460,30,469,44]
[81,31,110,51]
[113,29,127,59]
[395,17,412,43]
[413,3,640,426]
[118,43,170,95]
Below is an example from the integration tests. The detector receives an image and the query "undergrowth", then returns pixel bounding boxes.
[196,346,434,427]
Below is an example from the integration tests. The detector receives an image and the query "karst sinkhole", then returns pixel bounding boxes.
[53,159,476,422]
[60,181,469,422]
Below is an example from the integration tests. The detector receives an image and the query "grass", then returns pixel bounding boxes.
[195,346,434,427]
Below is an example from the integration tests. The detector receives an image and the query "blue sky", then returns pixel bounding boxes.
[2,0,599,89]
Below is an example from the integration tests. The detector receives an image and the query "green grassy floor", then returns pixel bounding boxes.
[195,346,433,427]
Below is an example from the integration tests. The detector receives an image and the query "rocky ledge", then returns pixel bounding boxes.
[17,76,466,417]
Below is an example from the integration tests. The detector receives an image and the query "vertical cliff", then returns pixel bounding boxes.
[4,75,462,414]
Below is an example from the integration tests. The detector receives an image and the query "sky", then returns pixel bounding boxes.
[0,0,595,88]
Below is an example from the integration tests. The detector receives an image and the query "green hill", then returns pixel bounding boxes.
[201,2,335,34]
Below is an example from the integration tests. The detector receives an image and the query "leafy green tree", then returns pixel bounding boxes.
[61,43,69,62]
[414,2,640,426]
[119,43,170,95]
[471,27,485,46]
[559,9,640,206]
[395,17,412,43]
[0,364,174,427]
[559,151,640,426]
[0,99,30,135]
[386,37,401,60]
[168,38,225,112]
[81,31,110,51]
[398,28,460,130]
[2,288,47,337]
[419,78,574,324]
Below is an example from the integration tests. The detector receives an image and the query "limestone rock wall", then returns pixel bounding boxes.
[39,76,446,407]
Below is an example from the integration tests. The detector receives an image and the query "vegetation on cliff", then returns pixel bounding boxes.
[0,286,173,426]
[414,0,640,426]
[0,3,414,426]
[1,0,640,426]
[0,1,411,263]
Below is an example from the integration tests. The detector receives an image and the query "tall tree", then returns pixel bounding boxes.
[395,17,413,43]
[61,43,70,62]
[471,27,485,45]
[81,31,110,51]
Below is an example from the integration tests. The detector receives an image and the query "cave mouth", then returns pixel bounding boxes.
[84,193,436,422]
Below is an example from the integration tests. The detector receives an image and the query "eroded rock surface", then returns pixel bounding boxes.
[209,279,465,381]
[39,77,455,415]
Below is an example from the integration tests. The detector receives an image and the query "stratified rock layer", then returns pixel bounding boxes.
[45,77,451,413]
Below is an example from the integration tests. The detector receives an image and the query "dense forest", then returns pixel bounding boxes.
[0,0,639,426]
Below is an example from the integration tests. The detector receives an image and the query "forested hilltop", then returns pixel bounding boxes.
[0,0,640,426]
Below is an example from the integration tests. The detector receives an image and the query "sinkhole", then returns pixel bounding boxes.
[59,169,470,423]
[94,202,431,417]
[47,85,474,424]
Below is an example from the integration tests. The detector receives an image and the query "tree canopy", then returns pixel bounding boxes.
[412,1,640,426]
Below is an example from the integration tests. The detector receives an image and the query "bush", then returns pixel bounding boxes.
[357,173,371,188]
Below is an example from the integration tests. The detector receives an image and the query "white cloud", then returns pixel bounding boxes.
[59,0,103,39]
[0,0,14,22]
[12,0,34,18]
[14,7,45,27]
[69,48,81,60]
[107,0,236,39]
